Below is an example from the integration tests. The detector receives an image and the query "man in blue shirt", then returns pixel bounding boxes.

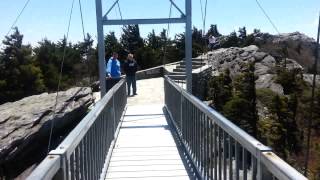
[105,52,121,92]
[106,52,121,78]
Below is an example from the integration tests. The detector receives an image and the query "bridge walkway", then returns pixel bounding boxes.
[106,78,192,180]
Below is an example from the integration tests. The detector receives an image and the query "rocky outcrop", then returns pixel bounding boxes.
[207,45,300,95]
[0,87,93,179]
[254,32,319,71]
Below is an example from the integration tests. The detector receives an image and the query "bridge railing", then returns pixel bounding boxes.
[164,76,307,180]
[27,79,127,180]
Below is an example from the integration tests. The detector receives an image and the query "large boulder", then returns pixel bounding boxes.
[206,45,305,95]
[0,87,93,179]
[254,32,319,71]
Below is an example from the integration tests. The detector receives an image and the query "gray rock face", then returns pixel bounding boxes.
[206,45,304,95]
[303,74,320,86]
[0,87,93,179]
[254,32,318,71]
[255,74,284,94]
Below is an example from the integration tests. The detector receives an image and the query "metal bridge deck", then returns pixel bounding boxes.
[105,78,191,179]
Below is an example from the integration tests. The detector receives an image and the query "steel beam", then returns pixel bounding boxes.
[185,0,192,93]
[103,0,119,19]
[103,17,186,25]
[169,0,186,17]
[95,0,106,97]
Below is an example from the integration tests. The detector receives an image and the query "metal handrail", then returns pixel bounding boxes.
[164,76,307,180]
[27,79,127,180]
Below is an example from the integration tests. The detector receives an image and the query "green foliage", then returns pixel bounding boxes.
[275,68,300,94]
[223,96,255,134]
[135,46,161,69]
[0,28,45,103]
[258,116,287,157]
[229,63,258,136]
[105,32,122,59]
[220,31,240,48]
[120,25,144,53]
[256,88,277,109]
[146,30,162,50]
[208,69,232,111]
[207,24,221,37]
[238,27,247,42]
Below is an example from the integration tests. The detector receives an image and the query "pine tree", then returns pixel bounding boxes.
[232,63,258,136]
[34,39,60,90]
[105,32,122,59]
[120,25,144,53]
[238,27,247,41]
[0,27,45,104]
[208,69,232,111]
[238,27,247,47]
[207,24,221,37]
[147,29,161,50]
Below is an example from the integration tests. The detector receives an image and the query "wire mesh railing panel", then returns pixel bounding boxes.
[27,79,127,180]
[164,76,307,180]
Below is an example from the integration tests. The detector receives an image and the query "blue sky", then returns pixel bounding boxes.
[0,0,319,46]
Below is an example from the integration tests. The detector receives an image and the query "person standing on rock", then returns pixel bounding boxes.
[208,35,217,51]
[106,52,121,92]
[123,53,138,96]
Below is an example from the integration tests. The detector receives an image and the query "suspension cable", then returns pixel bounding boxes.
[78,0,95,105]
[6,0,32,36]
[116,1,123,20]
[254,0,280,35]
[78,0,86,40]
[47,0,76,153]
[199,0,208,72]
[162,2,173,75]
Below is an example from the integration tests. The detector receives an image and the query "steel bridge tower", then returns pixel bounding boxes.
[95,0,193,96]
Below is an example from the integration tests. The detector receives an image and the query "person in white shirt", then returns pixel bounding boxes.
[208,35,216,51]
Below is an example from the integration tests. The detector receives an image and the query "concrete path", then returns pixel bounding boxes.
[127,77,164,106]
[106,78,192,180]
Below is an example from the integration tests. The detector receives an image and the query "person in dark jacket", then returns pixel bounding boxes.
[123,53,138,96]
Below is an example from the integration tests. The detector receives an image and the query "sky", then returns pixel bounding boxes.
[0,0,319,47]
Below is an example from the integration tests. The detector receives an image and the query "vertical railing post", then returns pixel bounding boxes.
[185,0,192,93]
[112,90,116,136]
[180,90,183,135]
[257,153,273,180]
[53,156,68,180]
[95,0,106,97]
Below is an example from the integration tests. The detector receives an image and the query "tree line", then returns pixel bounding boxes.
[1,24,254,104]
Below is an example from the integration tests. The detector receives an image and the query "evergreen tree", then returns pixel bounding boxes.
[269,95,290,159]
[0,28,45,104]
[220,31,239,48]
[105,32,122,59]
[147,29,161,50]
[207,24,221,37]
[208,69,232,111]
[238,27,247,41]
[120,25,144,53]
[238,27,247,47]
[77,34,98,83]
[253,28,261,34]
[34,39,60,90]
[228,63,258,136]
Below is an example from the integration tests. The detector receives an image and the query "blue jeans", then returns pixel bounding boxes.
[126,76,136,95]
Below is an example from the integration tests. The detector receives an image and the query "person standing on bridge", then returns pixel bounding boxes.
[106,52,121,78]
[105,52,121,92]
[208,35,217,51]
[123,53,138,96]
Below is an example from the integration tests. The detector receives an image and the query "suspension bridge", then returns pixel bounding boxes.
[1,0,315,179]
[27,71,308,180]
